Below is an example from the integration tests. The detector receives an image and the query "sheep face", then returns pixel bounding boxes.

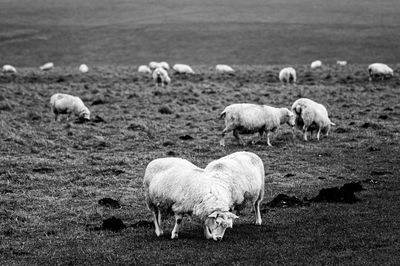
[283,109,295,127]
[204,211,238,241]
[79,109,91,121]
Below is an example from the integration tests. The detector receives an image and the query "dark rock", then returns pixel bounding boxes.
[284,173,296,178]
[162,141,175,146]
[98,198,121,208]
[32,167,54,173]
[158,106,173,114]
[179,135,194,140]
[307,182,364,203]
[101,216,126,232]
[378,114,388,120]
[166,150,177,156]
[92,115,106,123]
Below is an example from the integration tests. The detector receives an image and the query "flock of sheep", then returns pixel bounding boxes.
[2,59,395,241]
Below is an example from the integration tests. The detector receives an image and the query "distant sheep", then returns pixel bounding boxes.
[220,103,295,147]
[368,63,393,81]
[152,67,171,87]
[149,61,169,70]
[50,93,90,122]
[279,67,297,84]
[173,64,195,74]
[310,60,322,69]
[143,151,264,241]
[79,64,89,73]
[40,62,54,71]
[336,60,347,66]
[2,65,17,73]
[291,98,335,141]
[216,64,234,73]
[138,65,152,74]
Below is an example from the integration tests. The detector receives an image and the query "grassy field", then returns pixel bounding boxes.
[0,64,399,264]
[1,0,400,66]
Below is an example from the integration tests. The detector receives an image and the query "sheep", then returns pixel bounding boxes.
[368,63,393,81]
[216,64,234,73]
[204,151,265,226]
[336,60,347,66]
[79,64,89,73]
[173,63,195,74]
[291,98,335,141]
[310,60,322,69]
[2,65,17,73]
[143,151,264,241]
[149,61,169,70]
[220,103,295,147]
[50,93,90,122]
[138,65,152,74]
[152,67,171,87]
[144,157,238,241]
[40,62,54,71]
[279,67,297,84]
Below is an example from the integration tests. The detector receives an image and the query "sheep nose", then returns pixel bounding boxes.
[216,236,222,241]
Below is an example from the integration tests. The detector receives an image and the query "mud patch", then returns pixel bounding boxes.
[102,216,126,232]
[307,182,364,203]
[98,197,121,208]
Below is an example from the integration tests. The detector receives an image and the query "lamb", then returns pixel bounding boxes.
[160,61,170,70]
[216,64,234,73]
[291,98,335,141]
[173,63,195,74]
[336,60,347,66]
[50,93,90,122]
[40,62,54,71]
[368,63,393,81]
[310,60,322,69]
[138,65,152,74]
[79,64,89,73]
[143,151,264,241]
[152,67,171,87]
[2,65,17,73]
[220,103,295,147]
[279,67,297,84]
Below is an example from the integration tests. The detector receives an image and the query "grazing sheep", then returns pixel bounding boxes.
[152,67,171,87]
[2,65,17,73]
[149,61,169,70]
[79,64,89,73]
[279,67,297,84]
[310,60,322,69]
[216,64,234,73]
[220,103,295,147]
[336,60,347,66]
[138,65,152,74]
[204,151,265,225]
[40,62,54,71]
[50,93,90,122]
[143,151,264,241]
[368,63,393,81]
[144,157,238,241]
[291,98,335,141]
[173,63,195,74]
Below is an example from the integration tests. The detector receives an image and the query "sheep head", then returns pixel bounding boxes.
[204,211,238,241]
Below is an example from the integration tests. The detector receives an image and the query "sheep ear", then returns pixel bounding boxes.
[208,211,218,218]
[228,212,239,219]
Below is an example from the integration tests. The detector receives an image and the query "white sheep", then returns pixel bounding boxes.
[279,67,297,84]
[138,65,152,74]
[173,63,195,74]
[144,157,238,241]
[2,65,17,73]
[220,103,295,147]
[149,61,169,70]
[368,63,393,81]
[40,62,54,71]
[310,60,322,69]
[291,98,335,141]
[50,93,90,122]
[216,64,234,73]
[143,151,264,241]
[336,60,347,66]
[152,67,171,87]
[79,64,89,73]
[204,151,265,226]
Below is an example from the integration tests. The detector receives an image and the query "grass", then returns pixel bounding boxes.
[0,64,399,264]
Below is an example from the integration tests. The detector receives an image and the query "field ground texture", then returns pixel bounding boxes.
[0,0,400,66]
[0,64,399,264]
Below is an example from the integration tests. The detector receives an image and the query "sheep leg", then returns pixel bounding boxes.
[171,213,183,239]
[220,125,235,146]
[153,208,164,236]
[303,126,308,141]
[266,132,273,147]
[251,130,264,145]
[317,128,321,140]
[254,198,262,226]
[233,129,245,146]
[203,224,212,240]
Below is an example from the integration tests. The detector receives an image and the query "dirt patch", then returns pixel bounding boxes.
[98,197,121,208]
[307,182,364,203]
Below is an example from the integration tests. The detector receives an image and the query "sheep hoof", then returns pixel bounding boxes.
[171,233,178,239]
